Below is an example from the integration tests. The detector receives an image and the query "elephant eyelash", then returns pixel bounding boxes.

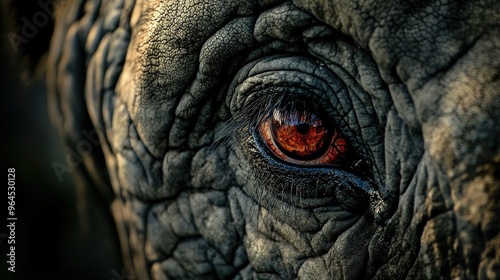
[212,94,278,150]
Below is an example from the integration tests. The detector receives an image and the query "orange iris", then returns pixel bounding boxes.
[258,106,348,165]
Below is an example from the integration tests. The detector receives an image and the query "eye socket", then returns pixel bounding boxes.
[257,97,353,166]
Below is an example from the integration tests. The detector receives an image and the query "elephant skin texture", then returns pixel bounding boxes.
[41,0,500,279]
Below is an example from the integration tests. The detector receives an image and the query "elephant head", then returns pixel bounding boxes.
[23,0,500,278]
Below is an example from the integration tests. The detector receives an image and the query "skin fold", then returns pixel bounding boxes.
[38,0,500,279]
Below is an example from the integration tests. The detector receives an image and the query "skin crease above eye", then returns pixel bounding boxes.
[14,0,500,279]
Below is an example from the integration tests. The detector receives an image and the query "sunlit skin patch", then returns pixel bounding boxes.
[258,104,349,166]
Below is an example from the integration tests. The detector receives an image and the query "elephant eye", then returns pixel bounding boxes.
[257,98,353,166]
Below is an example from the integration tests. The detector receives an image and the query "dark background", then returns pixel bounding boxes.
[0,1,122,279]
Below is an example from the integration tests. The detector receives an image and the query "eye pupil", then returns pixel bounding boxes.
[296,123,309,134]
[271,109,330,160]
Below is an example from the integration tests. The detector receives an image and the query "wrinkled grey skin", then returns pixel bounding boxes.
[45,0,500,279]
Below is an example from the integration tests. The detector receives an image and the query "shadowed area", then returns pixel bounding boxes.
[0,1,122,278]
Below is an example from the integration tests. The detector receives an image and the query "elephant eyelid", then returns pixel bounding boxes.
[227,93,367,175]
